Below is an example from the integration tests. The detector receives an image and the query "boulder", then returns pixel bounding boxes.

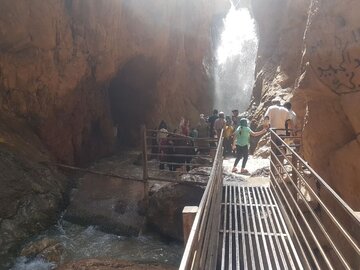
[20,238,64,265]
[0,116,66,264]
[147,183,205,241]
[65,174,145,236]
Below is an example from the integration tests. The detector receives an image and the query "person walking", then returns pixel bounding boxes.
[208,109,219,138]
[231,118,267,174]
[214,112,226,139]
[223,116,234,157]
[263,102,290,135]
[157,121,168,170]
[197,114,209,154]
[179,117,190,136]
[231,109,241,129]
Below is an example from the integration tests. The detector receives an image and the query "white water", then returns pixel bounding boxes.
[10,221,182,270]
[214,6,258,115]
[11,258,56,270]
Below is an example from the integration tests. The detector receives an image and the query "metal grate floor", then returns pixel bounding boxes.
[219,185,303,270]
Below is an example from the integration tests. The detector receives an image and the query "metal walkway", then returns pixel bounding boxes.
[220,184,302,270]
[179,129,360,270]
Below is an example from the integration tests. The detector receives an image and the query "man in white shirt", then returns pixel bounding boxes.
[264,103,292,162]
[264,104,290,135]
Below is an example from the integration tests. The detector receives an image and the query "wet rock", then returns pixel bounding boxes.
[57,259,176,270]
[65,174,145,236]
[0,117,67,264]
[147,183,205,241]
[20,238,64,265]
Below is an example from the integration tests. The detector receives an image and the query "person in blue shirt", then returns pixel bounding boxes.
[231,118,268,173]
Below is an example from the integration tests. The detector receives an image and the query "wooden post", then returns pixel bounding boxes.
[182,206,198,245]
[141,125,149,207]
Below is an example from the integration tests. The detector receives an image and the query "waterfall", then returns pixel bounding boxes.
[214,5,258,116]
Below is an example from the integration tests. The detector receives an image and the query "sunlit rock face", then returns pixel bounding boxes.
[246,0,310,154]
[248,2,360,267]
[249,0,360,210]
[0,0,228,162]
[294,0,360,210]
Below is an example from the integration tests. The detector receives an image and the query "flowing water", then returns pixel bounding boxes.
[214,6,258,115]
[10,220,183,270]
[6,151,183,270]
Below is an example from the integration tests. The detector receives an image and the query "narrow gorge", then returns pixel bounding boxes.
[0,0,359,269]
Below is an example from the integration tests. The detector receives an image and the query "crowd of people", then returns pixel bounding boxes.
[151,101,297,174]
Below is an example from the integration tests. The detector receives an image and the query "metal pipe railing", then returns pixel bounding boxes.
[179,130,224,270]
[145,128,217,181]
[269,129,360,269]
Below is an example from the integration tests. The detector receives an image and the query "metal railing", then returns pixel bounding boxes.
[269,129,360,269]
[179,130,224,270]
[143,128,218,184]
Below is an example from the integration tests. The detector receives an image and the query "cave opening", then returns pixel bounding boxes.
[109,56,159,147]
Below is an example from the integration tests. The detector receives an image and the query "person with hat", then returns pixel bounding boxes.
[231,118,268,174]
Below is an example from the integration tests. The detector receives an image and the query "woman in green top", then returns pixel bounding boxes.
[232,118,267,173]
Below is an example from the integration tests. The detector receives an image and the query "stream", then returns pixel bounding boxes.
[4,150,186,270]
[10,220,183,270]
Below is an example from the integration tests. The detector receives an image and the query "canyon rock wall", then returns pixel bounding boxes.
[0,0,227,164]
[295,0,360,210]
[250,0,360,210]
[247,0,310,153]
[0,0,228,263]
[0,115,67,264]
[249,0,310,121]
[249,2,360,266]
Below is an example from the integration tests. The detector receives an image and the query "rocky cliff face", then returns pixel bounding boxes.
[0,0,228,164]
[0,0,228,264]
[294,0,360,210]
[0,116,67,264]
[250,0,360,210]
